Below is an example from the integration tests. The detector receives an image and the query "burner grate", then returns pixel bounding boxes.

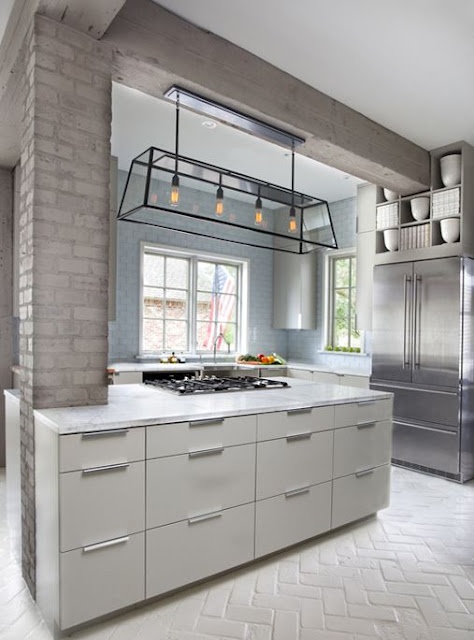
[144,376,289,395]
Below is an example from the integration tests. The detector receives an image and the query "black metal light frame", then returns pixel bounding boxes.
[118,146,338,254]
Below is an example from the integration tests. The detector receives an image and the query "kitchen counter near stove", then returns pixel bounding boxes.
[32,377,391,435]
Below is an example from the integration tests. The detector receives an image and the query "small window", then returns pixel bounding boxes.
[326,250,361,351]
[141,245,246,354]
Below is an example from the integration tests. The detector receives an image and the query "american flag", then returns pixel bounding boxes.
[202,264,236,349]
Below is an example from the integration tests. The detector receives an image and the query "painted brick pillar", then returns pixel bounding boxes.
[0,169,13,468]
[19,15,112,594]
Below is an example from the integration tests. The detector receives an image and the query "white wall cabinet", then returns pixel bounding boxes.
[35,395,392,633]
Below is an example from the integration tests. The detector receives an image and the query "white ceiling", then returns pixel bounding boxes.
[152,0,474,151]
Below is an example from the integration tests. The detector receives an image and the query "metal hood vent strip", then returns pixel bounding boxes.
[118,146,338,254]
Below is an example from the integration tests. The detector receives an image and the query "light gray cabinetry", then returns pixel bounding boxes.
[356,183,378,330]
[287,368,370,388]
[273,252,317,329]
[34,395,391,633]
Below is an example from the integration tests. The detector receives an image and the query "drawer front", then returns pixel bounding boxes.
[337,374,370,389]
[147,443,255,528]
[60,531,144,630]
[255,481,332,558]
[146,503,254,598]
[287,368,313,380]
[333,420,392,478]
[59,427,145,473]
[59,461,145,552]
[257,405,334,441]
[256,430,333,500]
[332,464,391,529]
[312,371,338,384]
[334,398,392,429]
[147,414,256,458]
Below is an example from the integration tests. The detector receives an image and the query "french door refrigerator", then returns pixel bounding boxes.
[370,256,474,482]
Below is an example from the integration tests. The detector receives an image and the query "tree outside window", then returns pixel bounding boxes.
[327,253,361,352]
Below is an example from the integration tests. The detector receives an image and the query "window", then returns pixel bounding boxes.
[141,244,247,354]
[326,250,361,351]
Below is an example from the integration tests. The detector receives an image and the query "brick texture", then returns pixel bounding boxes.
[18,14,112,594]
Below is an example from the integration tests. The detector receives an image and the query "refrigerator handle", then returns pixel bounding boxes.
[403,275,412,369]
[414,275,422,369]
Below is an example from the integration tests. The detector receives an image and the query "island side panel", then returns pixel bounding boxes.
[35,416,59,634]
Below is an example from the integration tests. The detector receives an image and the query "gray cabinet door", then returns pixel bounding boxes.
[372,262,413,383]
[412,257,460,388]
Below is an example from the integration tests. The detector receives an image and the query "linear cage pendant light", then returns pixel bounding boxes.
[118,88,338,255]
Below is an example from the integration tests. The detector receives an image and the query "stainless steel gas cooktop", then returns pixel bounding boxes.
[144,376,290,395]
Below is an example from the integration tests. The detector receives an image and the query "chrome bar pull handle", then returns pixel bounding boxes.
[287,407,312,415]
[82,462,130,474]
[286,432,312,442]
[355,467,375,478]
[414,275,422,369]
[357,421,376,429]
[189,417,224,427]
[285,485,311,498]
[403,275,412,368]
[188,446,224,458]
[188,510,222,525]
[82,428,129,439]
[83,536,129,553]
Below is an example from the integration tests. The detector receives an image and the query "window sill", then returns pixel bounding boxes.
[319,350,368,357]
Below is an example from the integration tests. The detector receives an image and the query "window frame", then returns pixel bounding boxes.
[139,242,248,355]
[324,247,362,351]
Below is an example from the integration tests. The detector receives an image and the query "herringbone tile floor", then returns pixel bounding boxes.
[1,466,473,640]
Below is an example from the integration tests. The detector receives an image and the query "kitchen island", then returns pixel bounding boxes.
[27,379,392,636]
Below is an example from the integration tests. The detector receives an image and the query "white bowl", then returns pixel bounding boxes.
[383,188,398,201]
[383,228,399,251]
[440,154,461,188]
[440,217,460,243]
[410,196,430,221]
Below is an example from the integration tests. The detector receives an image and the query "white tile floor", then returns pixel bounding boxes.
[1,466,474,640]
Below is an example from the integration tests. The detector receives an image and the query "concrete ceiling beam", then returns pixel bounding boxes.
[104,0,430,194]
[0,0,126,167]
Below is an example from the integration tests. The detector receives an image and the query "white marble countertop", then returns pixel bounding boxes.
[30,378,391,436]
[285,362,371,377]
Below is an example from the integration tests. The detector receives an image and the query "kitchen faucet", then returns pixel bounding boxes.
[213,332,225,363]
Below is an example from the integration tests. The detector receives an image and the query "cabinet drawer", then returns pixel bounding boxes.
[334,398,392,429]
[312,371,338,384]
[256,430,333,500]
[257,405,334,441]
[337,374,370,389]
[59,427,145,472]
[333,420,392,478]
[287,368,313,380]
[147,443,255,528]
[255,481,332,557]
[332,464,391,529]
[146,503,254,598]
[147,414,256,458]
[60,531,144,630]
[59,461,145,552]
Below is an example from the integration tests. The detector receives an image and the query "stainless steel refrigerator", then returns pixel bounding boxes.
[370,256,474,482]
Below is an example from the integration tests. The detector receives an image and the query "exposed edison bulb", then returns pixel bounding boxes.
[170,174,179,206]
[254,196,263,226]
[215,186,224,216]
[288,206,297,233]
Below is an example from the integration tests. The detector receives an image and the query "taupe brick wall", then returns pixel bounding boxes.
[19,14,112,594]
